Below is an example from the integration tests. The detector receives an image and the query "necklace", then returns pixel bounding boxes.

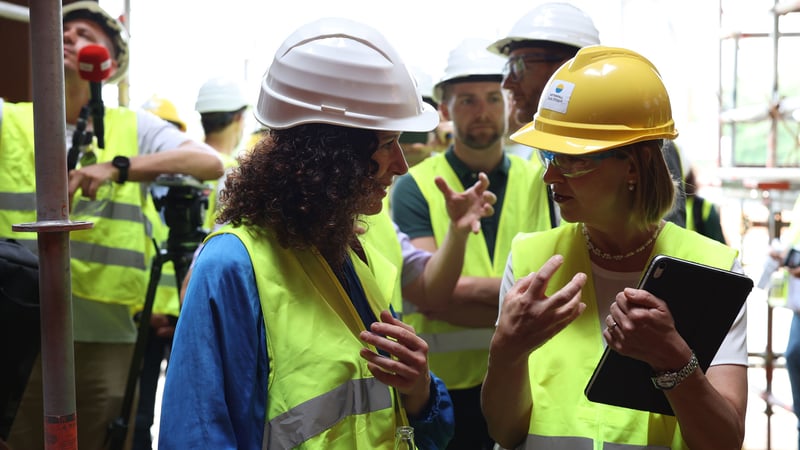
[582,221,664,261]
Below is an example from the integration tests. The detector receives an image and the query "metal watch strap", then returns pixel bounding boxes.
[651,352,699,391]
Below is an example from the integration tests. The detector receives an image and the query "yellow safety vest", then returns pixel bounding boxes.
[685,196,713,232]
[0,102,153,306]
[404,152,550,389]
[510,222,738,449]
[359,208,404,314]
[202,152,238,231]
[212,225,410,449]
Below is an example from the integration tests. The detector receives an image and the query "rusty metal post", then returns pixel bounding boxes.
[13,0,92,448]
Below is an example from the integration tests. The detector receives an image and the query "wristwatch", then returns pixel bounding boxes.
[651,352,699,390]
[111,156,130,184]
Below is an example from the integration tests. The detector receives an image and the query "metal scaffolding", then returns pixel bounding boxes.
[719,1,800,449]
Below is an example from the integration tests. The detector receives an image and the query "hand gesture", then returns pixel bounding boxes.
[359,310,431,415]
[68,162,117,199]
[67,162,116,212]
[491,255,586,367]
[435,172,495,236]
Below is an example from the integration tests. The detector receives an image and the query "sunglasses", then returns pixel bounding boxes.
[503,54,567,83]
[537,149,620,178]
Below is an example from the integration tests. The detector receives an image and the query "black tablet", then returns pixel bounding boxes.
[584,254,753,415]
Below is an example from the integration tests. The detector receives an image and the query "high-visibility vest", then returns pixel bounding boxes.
[212,225,410,449]
[403,152,550,389]
[359,208,403,314]
[510,222,738,449]
[0,102,154,306]
[202,152,238,231]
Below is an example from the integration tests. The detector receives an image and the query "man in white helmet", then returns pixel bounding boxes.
[194,76,250,230]
[487,3,600,133]
[0,3,223,449]
[157,18,509,449]
[391,37,555,450]
[487,2,687,227]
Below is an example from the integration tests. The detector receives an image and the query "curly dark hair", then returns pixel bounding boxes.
[217,123,381,268]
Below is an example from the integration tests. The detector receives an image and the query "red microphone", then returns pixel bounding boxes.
[77,44,112,148]
[78,44,112,82]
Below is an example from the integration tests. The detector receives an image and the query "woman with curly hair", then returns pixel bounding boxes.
[158,18,496,450]
[220,124,396,269]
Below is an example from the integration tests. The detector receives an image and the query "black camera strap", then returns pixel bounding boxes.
[67,105,93,172]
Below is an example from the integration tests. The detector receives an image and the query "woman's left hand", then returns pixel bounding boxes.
[603,287,691,372]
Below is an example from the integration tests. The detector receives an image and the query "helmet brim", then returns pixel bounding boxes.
[511,116,679,155]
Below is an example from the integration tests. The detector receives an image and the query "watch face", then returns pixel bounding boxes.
[654,374,677,390]
[113,156,130,168]
[112,156,130,183]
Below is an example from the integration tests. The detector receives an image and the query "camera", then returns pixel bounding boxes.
[151,174,210,252]
[785,248,800,269]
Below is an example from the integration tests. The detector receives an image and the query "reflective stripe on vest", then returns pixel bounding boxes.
[510,222,738,448]
[404,152,549,389]
[263,377,392,449]
[417,328,495,353]
[1,191,146,237]
[520,435,669,450]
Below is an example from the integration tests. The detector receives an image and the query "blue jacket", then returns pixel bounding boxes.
[159,233,454,449]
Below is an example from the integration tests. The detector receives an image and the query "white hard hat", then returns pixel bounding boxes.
[487,2,600,56]
[255,17,438,132]
[409,66,435,103]
[195,77,250,113]
[433,38,505,103]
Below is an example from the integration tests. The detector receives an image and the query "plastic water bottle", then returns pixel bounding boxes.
[394,425,416,450]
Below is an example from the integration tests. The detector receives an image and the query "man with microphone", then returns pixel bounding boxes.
[0,2,223,450]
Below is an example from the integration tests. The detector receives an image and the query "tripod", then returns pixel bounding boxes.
[107,179,208,450]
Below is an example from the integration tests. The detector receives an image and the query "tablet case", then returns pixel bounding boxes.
[584,254,753,415]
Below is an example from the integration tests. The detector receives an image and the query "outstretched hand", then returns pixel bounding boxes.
[435,172,495,236]
[491,255,587,367]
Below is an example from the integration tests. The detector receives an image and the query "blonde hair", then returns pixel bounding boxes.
[617,140,676,229]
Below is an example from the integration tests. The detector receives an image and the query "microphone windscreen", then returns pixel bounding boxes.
[78,44,112,83]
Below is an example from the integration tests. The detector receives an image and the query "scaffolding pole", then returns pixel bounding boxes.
[12,0,93,448]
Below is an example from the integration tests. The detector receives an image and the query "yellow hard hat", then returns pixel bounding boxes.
[511,45,678,155]
[142,96,187,132]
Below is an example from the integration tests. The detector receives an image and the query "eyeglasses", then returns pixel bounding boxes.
[537,149,620,178]
[503,54,567,82]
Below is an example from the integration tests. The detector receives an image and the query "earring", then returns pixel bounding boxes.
[628,182,635,192]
